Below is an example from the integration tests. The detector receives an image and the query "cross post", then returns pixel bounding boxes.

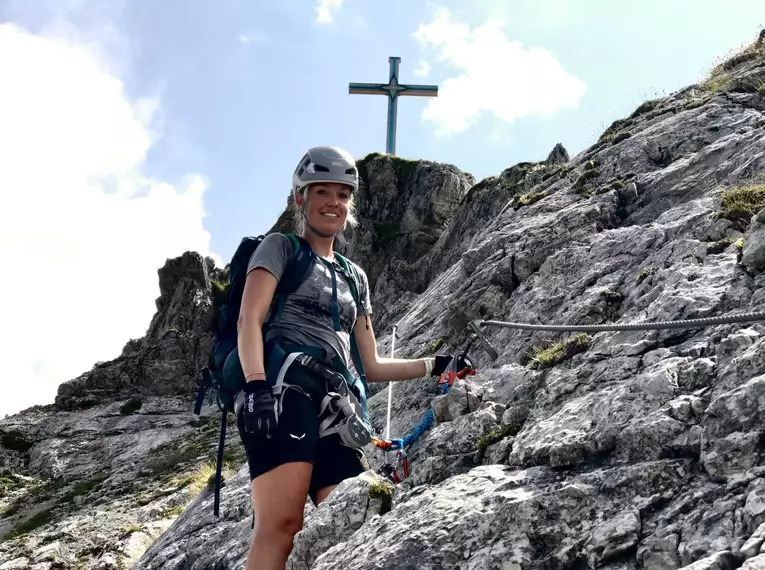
[349,56,438,155]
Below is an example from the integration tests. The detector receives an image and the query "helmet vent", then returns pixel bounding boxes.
[314,164,330,172]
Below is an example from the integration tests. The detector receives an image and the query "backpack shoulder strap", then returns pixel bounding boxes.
[278,233,313,292]
[268,233,314,324]
[334,252,361,305]
[332,252,369,403]
[283,233,300,254]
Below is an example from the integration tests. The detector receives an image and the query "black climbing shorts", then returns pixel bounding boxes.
[235,361,369,504]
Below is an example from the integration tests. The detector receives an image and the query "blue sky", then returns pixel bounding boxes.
[0,0,763,417]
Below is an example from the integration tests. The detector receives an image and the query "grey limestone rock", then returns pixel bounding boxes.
[4,31,765,570]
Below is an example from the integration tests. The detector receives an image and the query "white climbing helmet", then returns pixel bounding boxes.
[291,146,359,199]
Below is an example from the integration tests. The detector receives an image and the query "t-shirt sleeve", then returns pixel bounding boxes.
[246,233,293,281]
[354,263,373,317]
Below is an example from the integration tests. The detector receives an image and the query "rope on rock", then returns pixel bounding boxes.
[479,309,765,332]
[374,308,765,484]
[373,368,470,483]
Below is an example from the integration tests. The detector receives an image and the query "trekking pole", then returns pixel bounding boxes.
[385,326,396,441]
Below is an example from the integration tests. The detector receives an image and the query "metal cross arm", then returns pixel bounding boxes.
[348,82,439,97]
[349,56,438,155]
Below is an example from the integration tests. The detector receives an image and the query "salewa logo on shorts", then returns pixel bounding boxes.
[290,433,305,440]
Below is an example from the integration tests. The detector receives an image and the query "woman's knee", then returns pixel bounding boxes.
[255,513,304,542]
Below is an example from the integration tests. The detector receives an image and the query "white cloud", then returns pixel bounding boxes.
[316,0,344,24]
[237,32,263,45]
[0,23,216,418]
[414,59,431,77]
[412,7,587,135]
[481,0,574,33]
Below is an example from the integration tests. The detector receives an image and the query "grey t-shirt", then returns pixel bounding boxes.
[246,233,372,369]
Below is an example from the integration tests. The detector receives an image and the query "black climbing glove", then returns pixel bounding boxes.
[239,380,278,438]
[432,354,474,376]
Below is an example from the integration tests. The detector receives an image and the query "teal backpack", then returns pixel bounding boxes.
[193,233,370,516]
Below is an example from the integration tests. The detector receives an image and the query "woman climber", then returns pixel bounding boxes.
[232,145,471,570]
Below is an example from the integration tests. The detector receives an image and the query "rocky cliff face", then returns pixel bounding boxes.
[2,32,765,570]
[0,153,473,569]
[269,152,475,331]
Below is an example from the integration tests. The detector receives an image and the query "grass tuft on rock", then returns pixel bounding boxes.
[119,397,143,416]
[702,35,765,93]
[636,266,656,284]
[0,475,26,499]
[368,480,394,515]
[718,184,765,229]
[514,191,546,209]
[707,236,738,255]
[7,508,54,539]
[598,118,633,145]
[528,333,591,369]
[475,422,523,464]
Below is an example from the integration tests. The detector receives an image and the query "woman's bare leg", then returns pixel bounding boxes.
[246,461,312,570]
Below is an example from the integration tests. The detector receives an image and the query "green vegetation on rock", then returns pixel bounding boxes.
[718,184,765,229]
[707,236,738,255]
[629,98,662,118]
[0,475,25,499]
[636,266,657,284]
[368,480,394,515]
[59,473,107,504]
[574,167,599,195]
[475,422,523,464]
[527,333,591,369]
[7,508,54,539]
[702,38,765,93]
[514,191,546,209]
[390,155,419,182]
[211,279,229,308]
[119,397,143,415]
[416,336,446,358]
[598,118,633,145]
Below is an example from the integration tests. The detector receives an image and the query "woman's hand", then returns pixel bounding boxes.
[239,380,279,438]
[431,353,475,376]
[352,316,476,382]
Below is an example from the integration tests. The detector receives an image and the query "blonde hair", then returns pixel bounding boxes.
[294,184,358,235]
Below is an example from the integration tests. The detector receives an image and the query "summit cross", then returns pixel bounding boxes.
[349,56,438,156]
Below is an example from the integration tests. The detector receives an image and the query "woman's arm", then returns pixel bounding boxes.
[351,315,434,382]
[237,234,293,382]
[238,268,278,382]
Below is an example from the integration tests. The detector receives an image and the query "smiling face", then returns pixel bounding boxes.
[297,182,354,237]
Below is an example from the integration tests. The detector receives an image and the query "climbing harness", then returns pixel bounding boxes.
[249,350,372,449]
[374,323,497,483]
